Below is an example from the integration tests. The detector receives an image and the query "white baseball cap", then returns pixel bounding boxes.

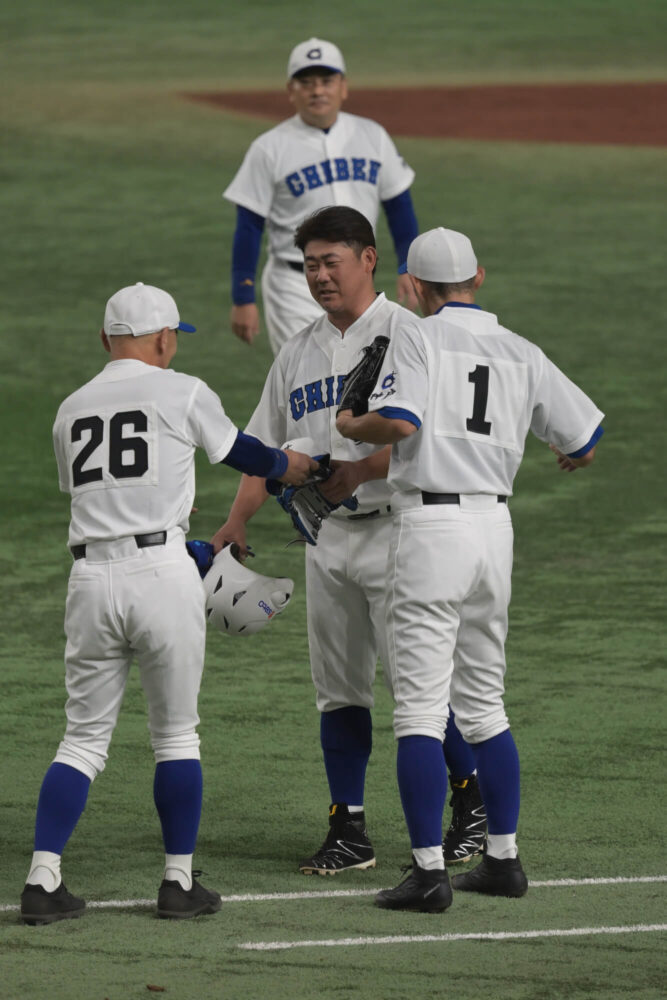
[407,228,478,283]
[287,38,346,79]
[103,282,196,337]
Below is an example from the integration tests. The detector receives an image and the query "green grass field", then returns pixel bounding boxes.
[0,2,665,997]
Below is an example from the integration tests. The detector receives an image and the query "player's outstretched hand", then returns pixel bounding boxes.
[211,517,250,557]
[396,272,419,311]
[279,450,319,485]
[231,303,260,344]
[318,459,362,504]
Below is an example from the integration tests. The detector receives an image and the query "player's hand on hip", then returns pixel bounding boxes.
[211,518,249,557]
[279,450,319,486]
[231,303,260,344]
[396,272,419,310]
[319,460,361,503]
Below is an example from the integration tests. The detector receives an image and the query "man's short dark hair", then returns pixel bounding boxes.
[294,206,376,256]
[420,276,477,297]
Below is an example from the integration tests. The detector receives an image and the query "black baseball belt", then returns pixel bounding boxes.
[347,504,392,521]
[421,493,507,505]
[71,531,167,560]
[284,260,304,272]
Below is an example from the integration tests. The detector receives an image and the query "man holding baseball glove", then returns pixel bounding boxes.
[214,207,483,875]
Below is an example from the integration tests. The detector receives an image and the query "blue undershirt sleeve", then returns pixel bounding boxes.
[221,431,287,479]
[381,190,419,274]
[567,424,604,458]
[231,206,265,305]
[376,405,422,429]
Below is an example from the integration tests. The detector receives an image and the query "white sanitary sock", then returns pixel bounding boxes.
[486,833,518,860]
[26,851,62,892]
[164,854,193,890]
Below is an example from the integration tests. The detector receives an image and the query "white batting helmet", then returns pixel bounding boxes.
[202,544,294,637]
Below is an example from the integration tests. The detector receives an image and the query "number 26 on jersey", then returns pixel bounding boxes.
[67,405,157,491]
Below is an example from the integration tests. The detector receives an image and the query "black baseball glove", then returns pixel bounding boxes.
[336,335,390,417]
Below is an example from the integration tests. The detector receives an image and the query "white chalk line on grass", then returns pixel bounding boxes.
[238,923,667,952]
[2,874,665,914]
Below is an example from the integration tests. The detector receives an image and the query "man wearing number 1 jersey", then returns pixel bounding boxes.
[336,228,604,911]
[20,282,315,925]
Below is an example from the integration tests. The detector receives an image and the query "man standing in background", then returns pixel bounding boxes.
[223,37,419,354]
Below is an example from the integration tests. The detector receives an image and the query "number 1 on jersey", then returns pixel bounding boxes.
[466,364,492,435]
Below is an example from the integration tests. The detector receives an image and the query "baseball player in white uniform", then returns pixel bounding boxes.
[337,227,604,912]
[20,283,315,925]
[214,206,415,873]
[223,37,419,355]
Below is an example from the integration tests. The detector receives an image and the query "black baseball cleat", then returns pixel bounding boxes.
[443,774,488,865]
[20,881,86,926]
[375,858,453,913]
[451,853,528,897]
[299,803,376,875]
[157,873,222,919]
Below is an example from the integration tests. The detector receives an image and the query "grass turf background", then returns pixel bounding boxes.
[0,1,665,997]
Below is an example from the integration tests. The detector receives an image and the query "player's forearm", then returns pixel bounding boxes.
[353,445,391,483]
[382,190,419,270]
[231,206,265,304]
[336,410,415,444]
[227,473,269,525]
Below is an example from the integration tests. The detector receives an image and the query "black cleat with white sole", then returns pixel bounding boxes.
[376,858,453,913]
[299,803,376,875]
[451,853,528,897]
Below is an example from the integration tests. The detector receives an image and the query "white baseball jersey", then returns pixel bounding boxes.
[246,293,411,512]
[53,359,238,546]
[246,292,412,712]
[369,305,604,496]
[370,303,604,745]
[224,112,415,262]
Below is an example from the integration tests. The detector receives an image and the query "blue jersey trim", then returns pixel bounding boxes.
[436,301,482,313]
[377,405,421,429]
[567,424,604,459]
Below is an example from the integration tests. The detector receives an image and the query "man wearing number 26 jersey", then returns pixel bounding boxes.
[20,283,315,926]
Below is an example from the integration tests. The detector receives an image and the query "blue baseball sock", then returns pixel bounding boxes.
[397,735,448,848]
[34,762,91,854]
[320,707,372,806]
[153,759,203,854]
[470,729,520,834]
[442,708,476,780]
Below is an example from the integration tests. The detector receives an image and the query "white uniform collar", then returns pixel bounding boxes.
[323,291,388,340]
[93,358,163,382]
[294,111,344,136]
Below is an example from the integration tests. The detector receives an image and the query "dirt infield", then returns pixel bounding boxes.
[187,82,667,146]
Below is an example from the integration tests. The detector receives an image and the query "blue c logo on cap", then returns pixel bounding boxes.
[307,48,322,60]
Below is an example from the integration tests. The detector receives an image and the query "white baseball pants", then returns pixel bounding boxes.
[54,529,206,781]
[261,256,324,356]
[386,493,514,744]
[305,513,394,712]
